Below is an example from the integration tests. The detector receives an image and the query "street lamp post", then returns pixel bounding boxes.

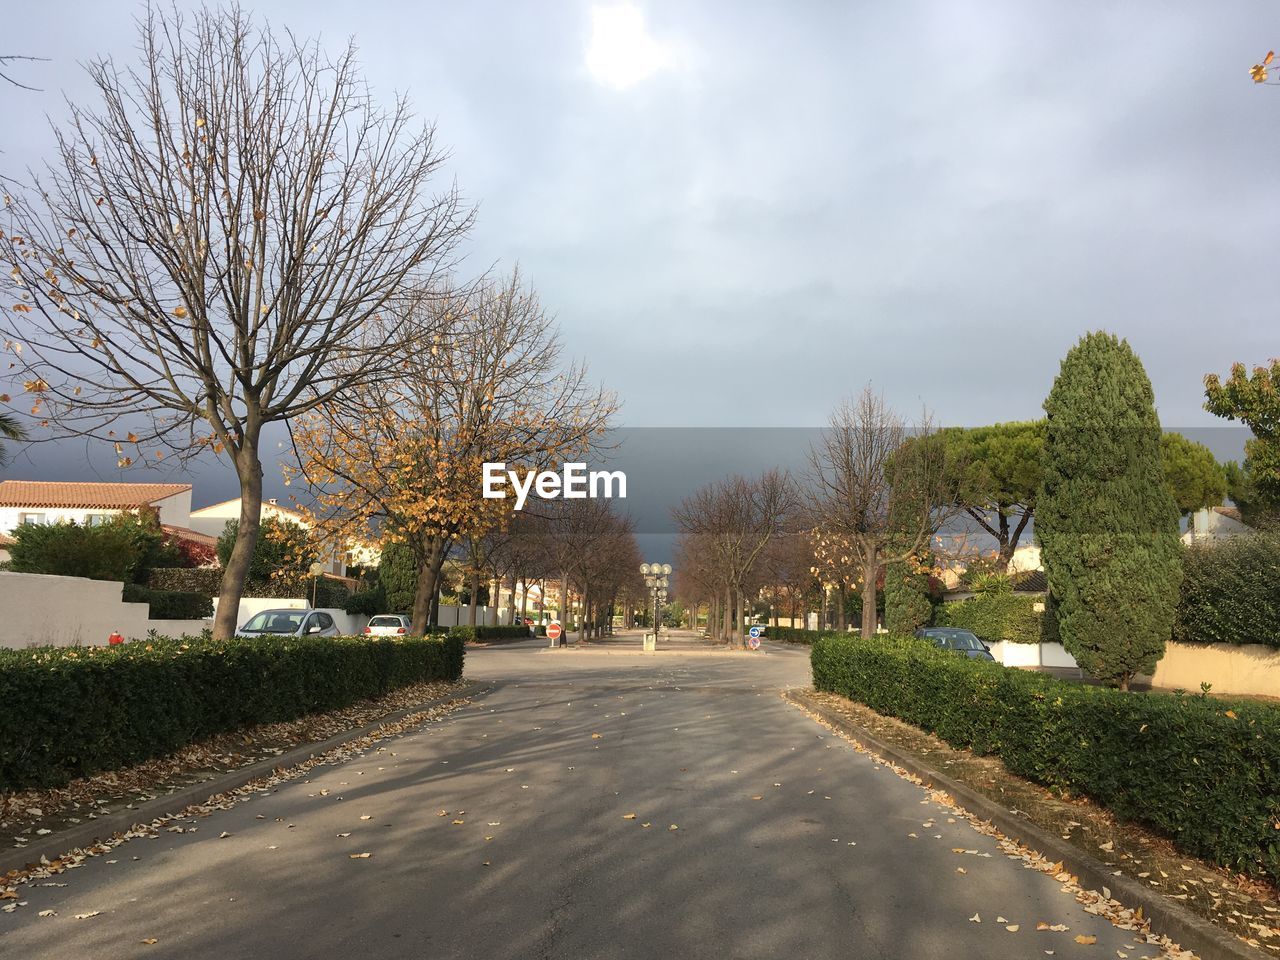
[639,562,671,644]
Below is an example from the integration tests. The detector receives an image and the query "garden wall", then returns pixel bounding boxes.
[0,571,208,648]
[1150,642,1280,698]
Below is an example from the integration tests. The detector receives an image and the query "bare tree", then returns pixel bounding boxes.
[0,54,46,91]
[673,469,797,647]
[0,7,471,637]
[805,387,953,638]
[294,270,617,634]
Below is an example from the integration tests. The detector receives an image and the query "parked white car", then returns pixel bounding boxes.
[365,614,411,636]
[237,609,340,638]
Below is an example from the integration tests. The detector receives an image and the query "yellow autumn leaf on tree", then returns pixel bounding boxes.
[173,305,188,318]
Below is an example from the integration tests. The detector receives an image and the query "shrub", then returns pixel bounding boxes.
[449,624,531,643]
[0,632,464,791]
[378,540,418,612]
[1174,533,1280,648]
[764,625,826,644]
[121,583,214,620]
[149,566,224,595]
[1037,332,1183,688]
[937,592,1043,644]
[345,586,388,617]
[8,511,178,583]
[147,566,352,607]
[811,633,1280,883]
[216,516,316,582]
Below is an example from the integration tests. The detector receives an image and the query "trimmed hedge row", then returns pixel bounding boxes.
[148,567,353,607]
[811,633,1280,883]
[449,624,532,643]
[121,583,214,620]
[936,592,1043,644]
[1175,534,1280,649]
[0,633,464,791]
[761,626,825,644]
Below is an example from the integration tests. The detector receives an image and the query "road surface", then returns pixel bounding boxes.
[1,630,1155,959]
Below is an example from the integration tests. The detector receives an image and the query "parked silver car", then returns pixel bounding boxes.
[237,609,340,638]
[365,614,411,636]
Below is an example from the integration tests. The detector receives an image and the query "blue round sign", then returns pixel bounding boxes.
[748,625,763,639]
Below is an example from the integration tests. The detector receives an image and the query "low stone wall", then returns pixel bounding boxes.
[0,571,207,648]
[1150,642,1280,698]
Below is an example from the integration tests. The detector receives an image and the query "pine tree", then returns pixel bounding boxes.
[1036,332,1182,689]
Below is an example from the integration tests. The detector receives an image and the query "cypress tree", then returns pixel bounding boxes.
[1036,332,1182,689]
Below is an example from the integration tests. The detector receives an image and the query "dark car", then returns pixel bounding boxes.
[914,627,996,661]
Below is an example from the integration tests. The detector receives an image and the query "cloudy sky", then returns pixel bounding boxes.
[0,0,1274,503]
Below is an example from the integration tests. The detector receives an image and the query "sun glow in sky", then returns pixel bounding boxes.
[584,4,671,90]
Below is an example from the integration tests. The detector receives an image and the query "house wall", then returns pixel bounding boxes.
[1150,642,1280,698]
[0,489,191,536]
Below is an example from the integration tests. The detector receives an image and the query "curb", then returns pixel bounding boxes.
[3,680,491,879]
[786,689,1263,960]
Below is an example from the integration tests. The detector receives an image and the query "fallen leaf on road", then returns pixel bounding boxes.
[668,824,678,831]
[1074,935,1097,945]
[997,916,1007,923]
[1006,924,1020,932]
[641,823,651,828]
[969,913,981,923]
[591,733,602,739]
[751,796,763,801]
[437,810,449,817]
[360,815,372,821]
[956,868,967,874]
[487,822,501,826]
[622,813,636,820]
[1098,841,1114,853]
[74,912,100,920]
[219,832,232,839]
[141,939,158,945]
[452,820,465,825]
[38,910,55,917]
[349,853,372,859]
[336,833,350,838]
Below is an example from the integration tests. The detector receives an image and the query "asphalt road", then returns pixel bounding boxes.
[2,631,1156,959]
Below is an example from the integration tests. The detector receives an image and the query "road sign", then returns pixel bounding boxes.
[748,634,761,650]
[547,621,562,642]
[748,625,763,639]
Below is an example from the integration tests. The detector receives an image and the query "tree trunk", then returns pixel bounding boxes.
[723,585,732,643]
[861,552,879,638]
[519,576,529,624]
[837,584,848,632]
[410,535,446,634]
[467,568,479,627]
[212,438,265,640]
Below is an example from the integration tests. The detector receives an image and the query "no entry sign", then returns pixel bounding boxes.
[547,621,562,642]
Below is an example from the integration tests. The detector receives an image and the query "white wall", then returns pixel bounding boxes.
[0,571,208,648]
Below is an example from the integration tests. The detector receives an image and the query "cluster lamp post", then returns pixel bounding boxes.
[639,562,671,641]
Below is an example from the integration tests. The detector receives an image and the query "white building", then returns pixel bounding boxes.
[0,480,194,534]
[1181,506,1254,546]
[188,497,377,575]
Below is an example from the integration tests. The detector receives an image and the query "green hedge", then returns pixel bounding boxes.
[763,626,825,644]
[0,633,464,791]
[148,567,352,607]
[121,583,214,620]
[449,624,532,643]
[811,633,1280,883]
[936,592,1043,644]
[1175,534,1280,649]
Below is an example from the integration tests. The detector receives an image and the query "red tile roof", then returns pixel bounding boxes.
[0,481,191,509]
[161,523,218,547]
